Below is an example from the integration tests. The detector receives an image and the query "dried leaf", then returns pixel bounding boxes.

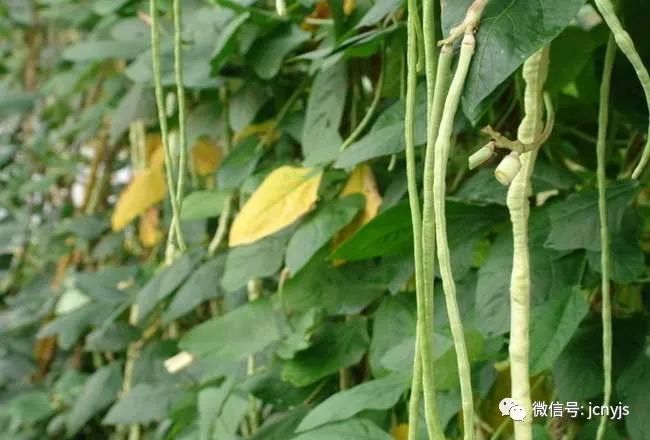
[229,166,322,246]
[232,120,280,145]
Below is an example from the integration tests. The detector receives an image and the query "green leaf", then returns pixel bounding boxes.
[302,61,347,164]
[369,295,416,377]
[282,251,384,315]
[332,201,412,260]
[545,181,639,251]
[586,210,647,283]
[2,391,54,425]
[441,0,588,122]
[85,321,139,352]
[198,380,233,440]
[617,354,650,440]
[282,319,369,387]
[250,407,309,440]
[355,0,402,29]
[180,297,283,360]
[286,195,364,275]
[163,257,224,323]
[529,287,589,375]
[297,372,409,432]
[212,13,250,72]
[66,363,122,436]
[109,83,154,146]
[221,229,290,292]
[135,251,201,321]
[103,383,181,425]
[229,82,268,132]
[291,419,391,440]
[181,190,230,221]
[247,25,310,79]
[63,40,148,61]
[217,138,263,190]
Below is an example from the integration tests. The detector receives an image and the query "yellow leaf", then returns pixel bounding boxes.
[111,166,167,231]
[229,166,322,246]
[139,207,163,248]
[343,0,355,15]
[191,138,223,175]
[391,424,409,440]
[337,164,382,238]
[145,133,163,164]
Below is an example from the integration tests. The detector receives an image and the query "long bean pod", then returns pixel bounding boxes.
[594,0,650,178]
[596,34,617,440]
[506,47,549,440]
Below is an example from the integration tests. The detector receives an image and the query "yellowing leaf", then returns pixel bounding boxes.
[229,166,322,246]
[145,133,163,164]
[139,207,163,248]
[343,0,355,15]
[341,164,381,223]
[391,424,409,440]
[233,120,280,145]
[111,167,167,231]
[191,138,223,175]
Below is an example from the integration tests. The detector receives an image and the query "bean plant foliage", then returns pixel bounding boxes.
[0,0,649,439]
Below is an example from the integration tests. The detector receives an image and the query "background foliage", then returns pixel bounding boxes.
[0,0,648,439]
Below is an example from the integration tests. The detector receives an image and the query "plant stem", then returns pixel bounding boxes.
[431,32,476,440]
[340,58,385,151]
[150,0,185,255]
[420,34,453,440]
[596,34,616,440]
[404,0,443,436]
[594,0,650,178]
[173,0,188,233]
[507,46,549,440]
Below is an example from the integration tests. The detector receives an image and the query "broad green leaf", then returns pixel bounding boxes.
[103,384,181,425]
[63,40,148,61]
[38,303,112,349]
[163,257,224,323]
[2,391,54,424]
[282,319,369,386]
[212,13,250,72]
[334,124,403,169]
[247,25,310,79]
[109,83,154,146]
[222,230,290,292]
[209,392,249,440]
[66,363,122,436]
[198,380,233,440]
[355,0,401,28]
[529,287,589,375]
[302,61,347,163]
[369,296,416,377]
[181,190,229,221]
[229,82,268,132]
[180,298,283,360]
[441,0,587,122]
[553,317,646,402]
[297,372,409,431]
[217,137,263,190]
[85,322,138,352]
[250,407,309,440]
[291,419,391,440]
[545,181,639,251]
[586,210,646,283]
[332,201,412,260]
[282,250,384,315]
[617,354,650,440]
[229,166,322,246]
[286,195,364,275]
[135,252,201,321]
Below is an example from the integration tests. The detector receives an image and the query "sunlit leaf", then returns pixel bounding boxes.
[229,166,322,246]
